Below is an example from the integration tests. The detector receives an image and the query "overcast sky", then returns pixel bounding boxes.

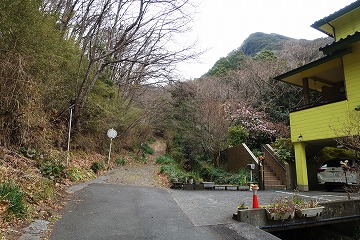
[176,0,356,79]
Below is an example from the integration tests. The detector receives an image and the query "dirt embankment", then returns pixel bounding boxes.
[1,138,168,239]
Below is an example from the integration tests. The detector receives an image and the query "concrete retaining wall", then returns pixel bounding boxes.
[234,199,360,231]
[220,144,259,175]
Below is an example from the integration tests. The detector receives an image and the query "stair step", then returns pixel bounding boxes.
[265,184,286,190]
[264,173,276,177]
[264,175,280,180]
[264,179,282,184]
[265,179,283,185]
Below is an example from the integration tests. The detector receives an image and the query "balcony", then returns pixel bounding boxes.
[291,94,346,112]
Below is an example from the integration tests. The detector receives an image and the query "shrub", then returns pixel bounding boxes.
[141,143,154,155]
[16,147,37,159]
[273,138,294,162]
[115,158,126,166]
[38,158,65,179]
[91,161,104,174]
[33,179,54,201]
[228,125,248,147]
[67,166,96,182]
[129,153,148,163]
[315,147,356,162]
[155,155,175,164]
[187,171,202,181]
[199,163,250,184]
[160,163,188,182]
[0,181,26,217]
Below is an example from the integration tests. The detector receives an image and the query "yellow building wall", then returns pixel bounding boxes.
[343,42,360,106]
[290,101,349,142]
[332,9,360,40]
[289,42,360,143]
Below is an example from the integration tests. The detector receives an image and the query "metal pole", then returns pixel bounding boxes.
[66,107,73,167]
[108,138,113,164]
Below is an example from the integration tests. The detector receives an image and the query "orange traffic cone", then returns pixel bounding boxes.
[252,193,259,208]
[250,184,259,208]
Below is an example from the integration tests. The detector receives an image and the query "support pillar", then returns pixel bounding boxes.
[302,77,310,105]
[293,142,309,191]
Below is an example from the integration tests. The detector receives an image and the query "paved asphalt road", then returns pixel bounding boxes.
[51,184,239,240]
[50,178,350,240]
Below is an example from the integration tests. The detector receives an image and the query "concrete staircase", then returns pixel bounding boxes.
[263,160,286,190]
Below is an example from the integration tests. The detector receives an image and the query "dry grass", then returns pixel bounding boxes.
[0,138,168,239]
[0,147,106,239]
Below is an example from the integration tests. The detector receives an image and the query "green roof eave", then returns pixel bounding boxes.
[274,48,352,81]
[311,1,360,31]
[320,31,360,55]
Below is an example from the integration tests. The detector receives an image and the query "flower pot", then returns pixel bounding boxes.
[202,182,214,189]
[266,209,295,220]
[238,185,249,191]
[237,206,249,210]
[226,185,237,191]
[296,206,324,218]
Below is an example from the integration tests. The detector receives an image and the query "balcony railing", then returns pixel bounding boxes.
[291,95,347,112]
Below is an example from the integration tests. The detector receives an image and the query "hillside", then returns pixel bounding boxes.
[240,32,292,56]
[206,32,293,76]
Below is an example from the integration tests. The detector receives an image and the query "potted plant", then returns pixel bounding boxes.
[294,198,324,218]
[237,202,249,210]
[266,197,295,220]
[238,176,249,190]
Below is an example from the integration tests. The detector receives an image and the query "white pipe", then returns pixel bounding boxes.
[66,107,73,167]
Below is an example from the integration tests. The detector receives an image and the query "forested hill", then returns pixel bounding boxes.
[205,32,330,77]
[240,32,292,56]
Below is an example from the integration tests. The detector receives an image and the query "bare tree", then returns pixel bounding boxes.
[332,111,360,152]
[279,38,332,68]
[41,0,198,130]
[223,56,288,110]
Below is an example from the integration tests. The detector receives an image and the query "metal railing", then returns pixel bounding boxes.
[291,95,346,112]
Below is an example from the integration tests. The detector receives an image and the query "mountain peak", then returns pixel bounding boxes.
[240,32,292,56]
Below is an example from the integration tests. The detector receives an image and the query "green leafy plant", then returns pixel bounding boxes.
[91,161,104,174]
[237,202,249,210]
[199,164,250,184]
[227,125,248,147]
[33,179,54,201]
[115,158,126,166]
[314,147,356,162]
[0,181,27,217]
[273,138,294,162]
[141,143,154,155]
[160,163,188,182]
[38,159,65,179]
[266,197,296,218]
[16,147,37,159]
[155,155,175,164]
[67,166,96,182]
[292,191,320,209]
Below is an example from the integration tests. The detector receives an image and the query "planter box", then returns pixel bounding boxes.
[238,185,249,191]
[296,206,324,218]
[214,185,226,190]
[202,182,214,189]
[226,185,238,191]
[266,209,295,221]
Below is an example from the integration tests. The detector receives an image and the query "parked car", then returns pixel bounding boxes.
[317,158,359,191]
